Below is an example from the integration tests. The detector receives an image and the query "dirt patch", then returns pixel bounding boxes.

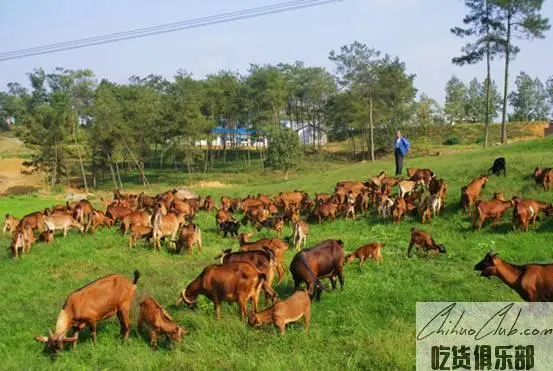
[189,181,231,188]
[0,158,44,195]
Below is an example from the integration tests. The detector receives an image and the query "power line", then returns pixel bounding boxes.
[0,0,315,58]
[0,0,343,62]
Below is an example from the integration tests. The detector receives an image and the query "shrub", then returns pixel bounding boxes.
[443,135,462,145]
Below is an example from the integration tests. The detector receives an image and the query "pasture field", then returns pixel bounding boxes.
[1,138,553,370]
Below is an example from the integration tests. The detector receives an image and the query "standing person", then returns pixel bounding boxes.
[394,130,410,176]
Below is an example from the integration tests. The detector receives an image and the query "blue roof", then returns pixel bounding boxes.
[212,127,255,135]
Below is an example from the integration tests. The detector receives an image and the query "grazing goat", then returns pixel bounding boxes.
[137,295,186,349]
[407,228,446,258]
[474,251,553,301]
[10,222,35,258]
[128,225,153,248]
[248,289,311,336]
[35,270,140,352]
[44,214,84,237]
[220,220,240,238]
[39,230,54,244]
[488,157,506,177]
[345,243,384,265]
[218,248,278,303]
[85,210,114,234]
[290,239,344,300]
[176,262,265,320]
[238,233,288,283]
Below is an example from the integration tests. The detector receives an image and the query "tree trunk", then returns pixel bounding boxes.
[369,97,375,162]
[500,11,512,144]
[107,154,118,190]
[285,169,289,180]
[122,139,149,186]
[115,161,124,191]
[72,118,89,193]
[52,142,58,186]
[483,38,491,146]
[348,129,356,160]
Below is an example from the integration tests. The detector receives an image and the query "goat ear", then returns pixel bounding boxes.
[35,336,48,343]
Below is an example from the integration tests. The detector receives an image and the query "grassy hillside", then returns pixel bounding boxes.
[1,137,553,370]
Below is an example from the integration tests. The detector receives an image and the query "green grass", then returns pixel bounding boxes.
[1,137,553,370]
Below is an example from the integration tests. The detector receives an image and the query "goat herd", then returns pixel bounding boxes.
[3,159,553,354]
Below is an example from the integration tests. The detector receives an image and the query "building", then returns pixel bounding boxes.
[195,127,267,148]
[280,120,327,145]
[194,120,327,148]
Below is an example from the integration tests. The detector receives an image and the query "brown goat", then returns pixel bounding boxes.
[533,167,553,191]
[407,228,446,258]
[461,175,488,212]
[3,214,20,235]
[137,295,186,349]
[151,205,186,250]
[407,168,435,185]
[238,233,288,283]
[201,195,216,212]
[392,197,407,224]
[312,199,339,224]
[85,210,114,234]
[473,198,514,230]
[176,262,265,320]
[10,222,35,258]
[218,248,278,304]
[512,199,552,232]
[19,211,46,233]
[39,230,54,244]
[475,252,553,301]
[345,243,384,265]
[290,239,344,300]
[248,289,311,336]
[120,210,151,234]
[175,223,202,253]
[44,214,84,237]
[35,271,140,352]
[128,225,153,248]
[291,220,309,251]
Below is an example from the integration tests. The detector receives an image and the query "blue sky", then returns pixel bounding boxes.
[0,0,551,105]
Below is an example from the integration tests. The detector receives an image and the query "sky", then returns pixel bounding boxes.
[0,0,552,105]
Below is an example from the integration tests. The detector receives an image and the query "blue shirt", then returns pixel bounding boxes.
[395,137,410,156]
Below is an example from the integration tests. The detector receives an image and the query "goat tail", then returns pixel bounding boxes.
[133,270,141,284]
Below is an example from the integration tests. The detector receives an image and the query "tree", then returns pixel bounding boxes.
[264,127,302,180]
[494,0,550,142]
[444,76,467,124]
[509,72,551,121]
[546,76,553,113]
[329,42,416,161]
[415,94,446,128]
[452,0,504,146]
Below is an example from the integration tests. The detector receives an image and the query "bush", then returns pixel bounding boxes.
[443,135,462,145]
